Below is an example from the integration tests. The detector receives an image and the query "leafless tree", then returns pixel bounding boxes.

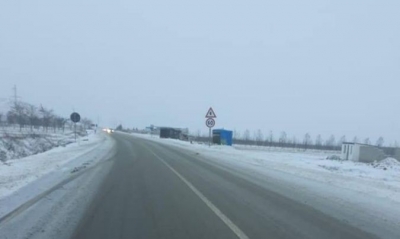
[243,129,250,143]
[338,135,346,146]
[255,129,263,145]
[279,131,287,146]
[26,104,38,131]
[268,130,273,145]
[376,137,384,147]
[54,117,67,132]
[292,136,297,148]
[364,137,371,145]
[81,118,93,130]
[326,135,335,148]
[233,129,240,139]
[39,105,54,132]
[4,100,96,135]
[66,120,74,131]
[303,133,312,150]
[9,101,28,131]
[353,136,359,143]
[116,124,123,131]
[6,111,16,126]
[315,134,322,148]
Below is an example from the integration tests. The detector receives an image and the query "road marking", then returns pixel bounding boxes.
[149,150,250,239]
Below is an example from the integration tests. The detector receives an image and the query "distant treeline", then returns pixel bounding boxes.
[0,101,93,132]
[192,136,341,151]
[191,129,392,151]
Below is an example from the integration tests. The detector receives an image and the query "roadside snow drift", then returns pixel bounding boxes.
[0,132,115,217]
[0,132,115,239]
[0,127,88,162]
[132,133,400,200]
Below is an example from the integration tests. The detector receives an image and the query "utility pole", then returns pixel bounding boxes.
[12,85,18,104]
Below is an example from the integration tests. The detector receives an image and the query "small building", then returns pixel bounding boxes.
[159,127,189,140]
[213,129,233,146]
[160,127,182,139]
[341,142,385,163]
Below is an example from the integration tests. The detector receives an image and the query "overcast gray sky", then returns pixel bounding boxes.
[1,0,399,144]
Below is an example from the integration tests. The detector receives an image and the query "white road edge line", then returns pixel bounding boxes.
[149,151,250,239]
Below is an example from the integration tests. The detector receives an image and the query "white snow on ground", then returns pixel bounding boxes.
[0,132,116,239]
[132,133,400,200]
[0,126,88,161]
[0,132,115,203]
[131,133,400,238]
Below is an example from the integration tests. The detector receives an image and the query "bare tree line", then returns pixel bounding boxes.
[230,130,342,151]
[0,101,94,132]
[193,129,391,151]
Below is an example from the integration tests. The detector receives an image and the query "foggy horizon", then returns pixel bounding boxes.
[1,0,399,145]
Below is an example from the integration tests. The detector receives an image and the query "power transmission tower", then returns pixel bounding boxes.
[12,85,19,104]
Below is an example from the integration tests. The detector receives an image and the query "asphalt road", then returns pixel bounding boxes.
[72,133,380,239]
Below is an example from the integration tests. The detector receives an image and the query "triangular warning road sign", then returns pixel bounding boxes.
[205,107,217,118]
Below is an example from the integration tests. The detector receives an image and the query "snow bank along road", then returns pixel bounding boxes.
[0,133,116,239]
[1,132,399,239]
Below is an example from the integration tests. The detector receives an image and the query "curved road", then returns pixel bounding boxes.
[72,133,379,239]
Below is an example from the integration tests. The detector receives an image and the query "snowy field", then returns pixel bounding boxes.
[132,133,400,199]
[0,131,116,239]
[131,133,400,238]
[0,131,115,220]
[0,126,90,162]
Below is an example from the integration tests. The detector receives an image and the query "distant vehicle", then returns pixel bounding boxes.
[103,128,114,134]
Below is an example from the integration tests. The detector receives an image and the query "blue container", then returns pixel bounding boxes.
[212,129,233,146]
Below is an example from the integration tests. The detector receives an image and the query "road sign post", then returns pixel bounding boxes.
[205,108,217,146]
[70,112,81,142]
[209,128,211,146]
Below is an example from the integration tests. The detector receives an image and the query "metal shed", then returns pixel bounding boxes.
[341,142,385,163]
[212,129,233,146]
[160,127,182,139]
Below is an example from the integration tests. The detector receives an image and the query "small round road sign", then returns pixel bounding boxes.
[206,118,215,128]
[70,112,81,123]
